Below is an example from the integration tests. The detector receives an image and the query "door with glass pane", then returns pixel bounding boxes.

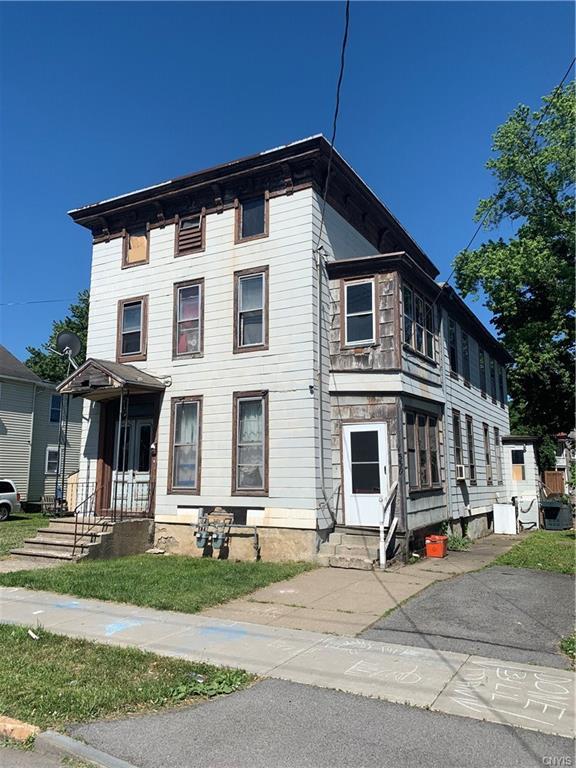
[112,419,152,512]
[342,423,389,526]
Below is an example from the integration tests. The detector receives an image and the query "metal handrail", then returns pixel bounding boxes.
[71,484,104,557]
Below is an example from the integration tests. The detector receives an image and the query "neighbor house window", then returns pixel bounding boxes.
[50,394,62,423]
[479,348,487,396]
[175,212,205,256]
[489,358,497,401]
[403,284,434,359]
[344,280,375,346]
[461,332,470,383]
[233,391,268,494]
[448,318,458,374]
[234,267,268,352]
[117,296,147,361]
[466,415,476,484]
[122,226,149,267]
[483,423,493,484]
[169,397,202,493]
[511,449,526,481]
[173,279,203,357]
[406,411,440,491]
[45,446,59,474]
[236,194,268,241]
[453,411,463,468]
[494,427,503,484]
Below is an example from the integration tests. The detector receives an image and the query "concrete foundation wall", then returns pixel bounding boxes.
[85,520,154,560]
[155,522,317,562]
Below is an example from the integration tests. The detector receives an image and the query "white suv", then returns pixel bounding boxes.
[0,479,20,521]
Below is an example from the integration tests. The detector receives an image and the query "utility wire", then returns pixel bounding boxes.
[0,299,72,307]
[429,55,575,311]
[313,0,351,253]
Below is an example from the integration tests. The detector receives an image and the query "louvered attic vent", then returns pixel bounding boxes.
[177,213,204,255]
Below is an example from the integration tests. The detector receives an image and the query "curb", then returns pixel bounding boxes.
[0,716,39,741]
[36,730,139,768]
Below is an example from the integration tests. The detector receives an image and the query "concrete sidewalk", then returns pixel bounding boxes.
[201,534,525,635]
[1,585,574,739]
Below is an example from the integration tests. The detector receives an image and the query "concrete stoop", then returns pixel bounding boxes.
[317,530,381,570]
[10,517,154,564]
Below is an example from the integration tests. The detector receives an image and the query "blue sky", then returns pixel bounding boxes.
[0,1,573,361]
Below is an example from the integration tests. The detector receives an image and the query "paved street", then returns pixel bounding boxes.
[1,586,574,738]
[361,566,575,668]
[69,679,575,768]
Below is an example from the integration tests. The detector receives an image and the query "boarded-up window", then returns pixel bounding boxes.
[512,449,525,481]
[176,213,204,256]
[123,227,148,266]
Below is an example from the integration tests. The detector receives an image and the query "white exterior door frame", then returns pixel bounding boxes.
[342,422,389,527]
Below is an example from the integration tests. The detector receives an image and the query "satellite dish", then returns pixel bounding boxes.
[56,331,82,359]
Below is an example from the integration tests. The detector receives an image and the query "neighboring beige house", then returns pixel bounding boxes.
[58,136,514,562]
[0,345,82,504]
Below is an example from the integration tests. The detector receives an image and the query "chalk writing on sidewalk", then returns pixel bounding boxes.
[345,659,423,685]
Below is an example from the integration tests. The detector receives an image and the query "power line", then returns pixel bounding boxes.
[430,55,575,311]
[314,0,351,253]
[0,299,72,307]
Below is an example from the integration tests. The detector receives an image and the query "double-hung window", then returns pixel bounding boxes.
[175,212,205,256]
[448,318,458,374]
[483,423,493,484]
[406,411,440,491]
[403,284,434,359]
[453,411,463,467]
[117,296,147,361]
[479,348,487,396]
[236,195,268,242]
[344,280,375,346]
[466,415,476,483]
[169,397,202,493]
[174,280,203,357]
[234,267,268,352]
[498,367,505,406]
[489,358,497,402]
[494,426,503,484]
[45,446,59,474]
[461,332,470,383]
[511,449,525,481]
[50,394,62,423]
[233,391,268,494]
[123,226,149,267]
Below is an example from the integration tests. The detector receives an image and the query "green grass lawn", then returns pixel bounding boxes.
[0,512,47,558]
[0,624,252,730]
[494,529,575,574]
[0,555,315,612]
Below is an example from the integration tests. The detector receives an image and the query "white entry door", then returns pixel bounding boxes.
[112,419,152,512]
[343,423,389,527]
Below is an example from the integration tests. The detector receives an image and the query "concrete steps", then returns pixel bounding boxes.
[10,516,113,564]
[317,529,381,570]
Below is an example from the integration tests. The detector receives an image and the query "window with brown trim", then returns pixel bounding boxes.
[233,266,269,353]
[173,279,204,358]
[232,391,268,495]
[498,367,505,406]
[479,348,487,396]
[483,422,493,485]
[494,427,503,485]
[117,296,147,362]
[175,212,205,256]
[122,226,149,267]
[235,194,268,242]
[343,279,375,346]
[403,284,435,359]
[168,396,202,493]
[448,318,458,375]
[466,415,476,484]
[406,411,441,491]
[489,358,497,402]
[453,411,463,467]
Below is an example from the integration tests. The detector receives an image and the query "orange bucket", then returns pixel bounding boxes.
[425,534,448,558]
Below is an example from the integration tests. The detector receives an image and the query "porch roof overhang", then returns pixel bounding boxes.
[57,359,166,401]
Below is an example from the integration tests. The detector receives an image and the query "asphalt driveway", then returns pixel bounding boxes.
[361,566,575,668]
[69,679,573,768]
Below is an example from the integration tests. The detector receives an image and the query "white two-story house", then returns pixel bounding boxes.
[60,136,511,561]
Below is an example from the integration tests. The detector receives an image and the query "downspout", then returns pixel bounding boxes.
[28,383,37,505]
[315,246,335,524]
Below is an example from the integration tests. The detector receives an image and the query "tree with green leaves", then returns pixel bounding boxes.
[25,290,89,383]
[454,82,575,468]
